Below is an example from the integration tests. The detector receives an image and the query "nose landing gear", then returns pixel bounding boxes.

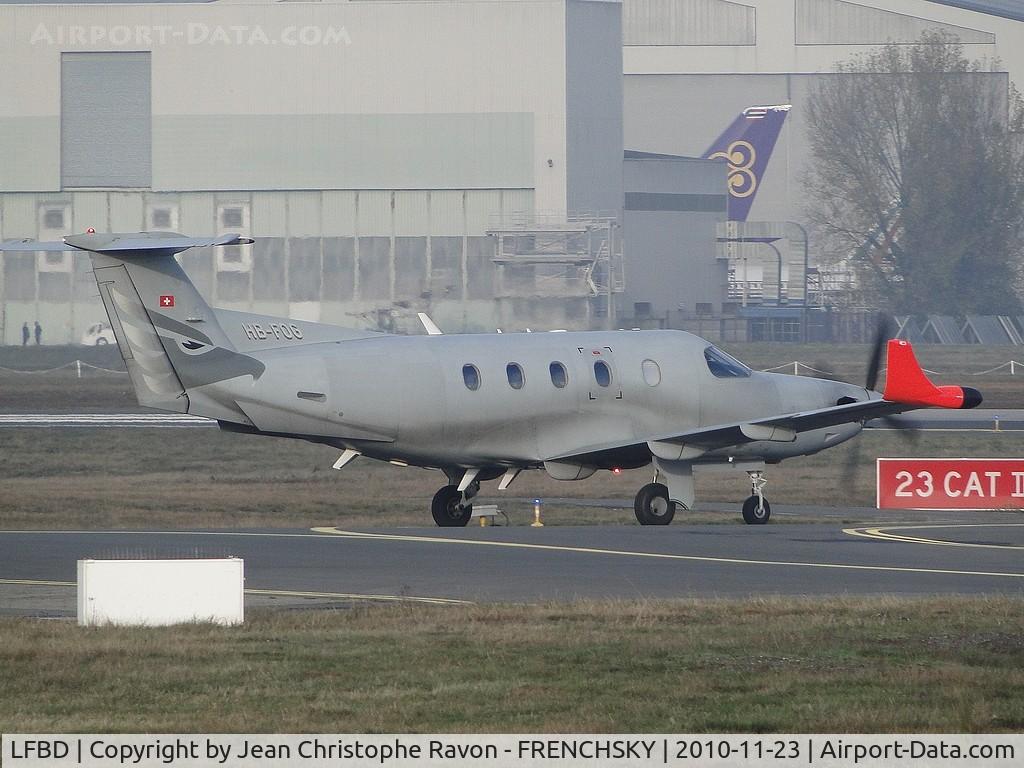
[742,470,771,524]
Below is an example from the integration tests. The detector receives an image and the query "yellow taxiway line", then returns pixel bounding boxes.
[311,527,1024,580]
[844,523,1024,551]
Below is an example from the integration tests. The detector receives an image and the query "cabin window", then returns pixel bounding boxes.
[506,362,525,390]
[704,346,751,378]
[593,360,612,387]
[549,361,568,389]
[462,364,481,391]
[642,359,661,386]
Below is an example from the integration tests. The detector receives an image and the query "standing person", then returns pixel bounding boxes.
[33,321,42,346]
[21,322,29,346]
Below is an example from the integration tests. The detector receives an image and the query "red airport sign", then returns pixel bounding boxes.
[877,458,1024,510]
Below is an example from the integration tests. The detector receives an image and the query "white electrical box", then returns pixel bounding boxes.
[77,558,244,626]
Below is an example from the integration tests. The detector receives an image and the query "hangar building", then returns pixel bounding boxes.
[0,0,624,342]
[2,0,1023,344]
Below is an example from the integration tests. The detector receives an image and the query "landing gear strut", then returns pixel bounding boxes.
[431,481,478,527]
[742,470,771,524]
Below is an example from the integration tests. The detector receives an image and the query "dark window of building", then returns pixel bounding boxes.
[43,209,65,229]
[506,363,525,390]
[594,360,612,387]
[704,346,751,378]
[696,302,713,316]
[549,361,568,388]
[221,207,244,228]
[463,364,481,391]
[151,208,172,229]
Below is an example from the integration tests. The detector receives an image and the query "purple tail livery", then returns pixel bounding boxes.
[703,104,790,221]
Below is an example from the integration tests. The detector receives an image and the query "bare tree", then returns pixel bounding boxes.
[805,31,1024,315]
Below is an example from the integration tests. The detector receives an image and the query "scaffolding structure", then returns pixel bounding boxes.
[486,212,624,327]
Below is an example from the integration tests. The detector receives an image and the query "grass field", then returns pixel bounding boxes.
[1,427,1022,529]
[1,597,1022,732]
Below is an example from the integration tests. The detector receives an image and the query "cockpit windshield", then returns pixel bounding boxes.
[704,345,752,378]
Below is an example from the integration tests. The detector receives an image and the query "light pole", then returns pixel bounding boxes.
[785,221,810,341]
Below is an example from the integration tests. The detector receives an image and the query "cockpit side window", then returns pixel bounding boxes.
[704,346,751,378]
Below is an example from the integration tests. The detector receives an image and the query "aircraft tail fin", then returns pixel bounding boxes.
[1,232,264,418]
[702,104,790,221]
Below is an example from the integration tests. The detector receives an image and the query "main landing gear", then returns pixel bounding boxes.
[742,469,771,524]
[634,483,676,525]
[431,480,479,527]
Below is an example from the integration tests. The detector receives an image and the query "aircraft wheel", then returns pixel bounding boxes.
[431,486,472,527]
[634,482,675,525]
[742,495,771,525]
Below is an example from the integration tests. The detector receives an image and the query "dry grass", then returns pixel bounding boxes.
[1,429,1023,529]
[1,597,1021,732]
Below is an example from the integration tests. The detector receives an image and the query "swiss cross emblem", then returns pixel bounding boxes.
[159,295,175,308]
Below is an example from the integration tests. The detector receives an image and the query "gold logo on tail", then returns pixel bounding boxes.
[709,140,757,198]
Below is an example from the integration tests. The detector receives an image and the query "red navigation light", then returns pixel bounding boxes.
[86,227,95,234]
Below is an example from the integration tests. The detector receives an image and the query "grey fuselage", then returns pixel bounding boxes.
[205,329,869,475]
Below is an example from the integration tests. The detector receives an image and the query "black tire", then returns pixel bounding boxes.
[96,338,108,345]
[431,486,471,527]
[634,482,675,525]
[742,495,771,525]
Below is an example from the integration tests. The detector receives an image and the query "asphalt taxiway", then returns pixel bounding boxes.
[2,507,1022,616]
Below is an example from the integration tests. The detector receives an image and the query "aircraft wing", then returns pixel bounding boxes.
[548,340,981,467]
[547,398,913,466]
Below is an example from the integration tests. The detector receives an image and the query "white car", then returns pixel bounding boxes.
[81,322,116,346]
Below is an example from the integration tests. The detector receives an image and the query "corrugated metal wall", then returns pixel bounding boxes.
[61,52,151,188]
[795,0,995,45]
[0,188,536,342]
[624,0,755,46]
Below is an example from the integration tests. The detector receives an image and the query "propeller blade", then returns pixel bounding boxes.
[866,313,895,391]
[840,435,864,496]
[880,414,921,445]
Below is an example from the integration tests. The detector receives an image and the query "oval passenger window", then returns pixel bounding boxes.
[462,364,481,391]
[549,361,568,388]
[506,363,525,390]
[593,360,612,387]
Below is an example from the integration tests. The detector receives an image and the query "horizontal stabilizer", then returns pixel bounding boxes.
[0,239,76,252]
[0,232,252,256]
